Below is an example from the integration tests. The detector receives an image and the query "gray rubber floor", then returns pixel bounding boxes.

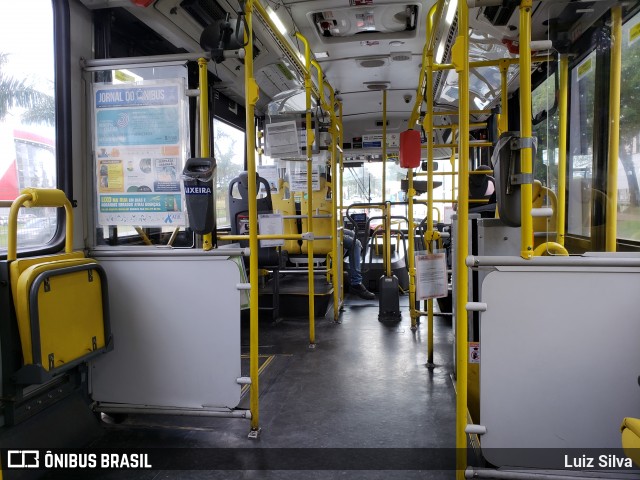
[38,293,458,479]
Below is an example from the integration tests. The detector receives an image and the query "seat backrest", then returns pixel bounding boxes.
[300,176,333,255]
[7,188,112,384]
[469,165,497,218]
[270,179,301,255]
[229,171,273,237]
[492,132,522,227]
[228,172,284,267]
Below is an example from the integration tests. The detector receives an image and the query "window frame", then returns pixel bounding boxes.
[0,0,70,259]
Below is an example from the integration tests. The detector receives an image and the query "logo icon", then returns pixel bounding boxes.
[8,450,40,468]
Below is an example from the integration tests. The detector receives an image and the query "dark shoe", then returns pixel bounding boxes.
[351,283,375,300]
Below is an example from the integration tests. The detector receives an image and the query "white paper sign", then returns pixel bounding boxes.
[266,121,300,158]
[288,163,320,192]
[415,252,448,300]
[258,213,285,247]
[258,165,279,193]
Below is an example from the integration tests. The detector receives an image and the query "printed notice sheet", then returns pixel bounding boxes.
[287,163,320,192]
[258,214,284,248]
[415,251,448,300]
[266,121,300,158]
[93,79,187,227]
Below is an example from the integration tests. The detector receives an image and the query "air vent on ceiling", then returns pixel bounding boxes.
[375,120,390,127]
[356,57,388,68]
[390,52,412,62]
[482,5,517,27]
[180,0,227,27]
[364,81,390,90]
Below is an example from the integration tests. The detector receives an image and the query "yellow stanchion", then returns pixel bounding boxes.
[499,59,509,136]
[382,89,387,203]
[423,48,436,361]
[557,55,569,247]
[606,6,622,252]
[244,0,261,436]
[198,58,213,251]
[519,0,534,260]
[295,32,316,346]
[453,0,470,476]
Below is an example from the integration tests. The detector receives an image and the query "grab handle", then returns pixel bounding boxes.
[8,188,73,261]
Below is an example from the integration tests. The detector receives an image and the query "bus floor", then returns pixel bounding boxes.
[45,295,456,480]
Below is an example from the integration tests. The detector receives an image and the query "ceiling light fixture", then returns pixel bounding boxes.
[445,0,458,25]
[266,6,287,36]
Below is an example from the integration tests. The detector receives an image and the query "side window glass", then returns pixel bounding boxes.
[568,52,596,237]
[617,12,640,241]
[0,0,57,251]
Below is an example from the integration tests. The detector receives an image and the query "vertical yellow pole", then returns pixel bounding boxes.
[408,160,417,330]
[385,201,392,277]
[425,52,435,365]
[499,59,509,136]
[244,0,261,434]
[329,86,340,321]
[454,0,469,477]
[606,6,622,252]
[296,32,316,345]
[556,55,569,247]
[198,58,213,251]
[339,102,345,306]
[519,0,534,260]
[382,89,387,202]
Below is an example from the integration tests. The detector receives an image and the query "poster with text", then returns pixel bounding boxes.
[415,251,448,300]
[93,80,188,227]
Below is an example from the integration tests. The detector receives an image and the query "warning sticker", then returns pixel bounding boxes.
[469,342,480,364]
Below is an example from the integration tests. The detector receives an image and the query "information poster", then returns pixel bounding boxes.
[257,165,279,194]
[415,251,448,300]
[93,80,187,227]
[287,163,320,192]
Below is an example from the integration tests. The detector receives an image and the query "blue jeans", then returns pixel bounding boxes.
[343,229,363,286]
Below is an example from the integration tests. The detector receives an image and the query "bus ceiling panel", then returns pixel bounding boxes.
[280,0,431,64]
[91,0,302,110]
[322,57,422,97]
[469,1,616,48]
[337,91,416,118]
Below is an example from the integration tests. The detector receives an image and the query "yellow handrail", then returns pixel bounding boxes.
[453,0,470,477]
[244,0,261,435]
[557,55,569,247]
[518,0,534,260]
[295,31,316,346]
[7,188,73,262]
[382,89,387,203]
[499,59,509,135]
[198,57,213,251]
[606,6,622,252]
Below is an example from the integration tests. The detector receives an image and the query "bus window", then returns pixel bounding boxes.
[532,71,559,194]
[617,11,640,242]
[214,119,245,227]
[0,0,56,251]
[568,52,597,237]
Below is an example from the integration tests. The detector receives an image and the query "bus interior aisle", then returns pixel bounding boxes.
[43,296,456,480]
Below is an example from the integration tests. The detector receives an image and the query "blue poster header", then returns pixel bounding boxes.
[95,86,180,108]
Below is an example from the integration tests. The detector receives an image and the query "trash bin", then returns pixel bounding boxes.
[183,157,216,235]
